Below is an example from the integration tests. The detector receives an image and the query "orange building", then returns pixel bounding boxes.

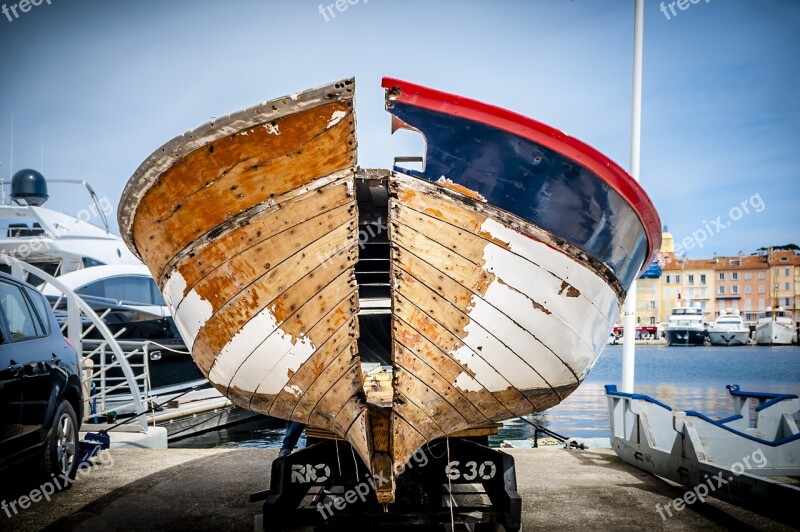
[768,249,800,324]
[711,253,770,323]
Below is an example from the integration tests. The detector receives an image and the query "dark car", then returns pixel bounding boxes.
[0,272,83,483]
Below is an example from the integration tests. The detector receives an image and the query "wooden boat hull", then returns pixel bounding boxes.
[119,78,661,502]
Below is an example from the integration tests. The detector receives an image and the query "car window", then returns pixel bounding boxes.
[77,276,165,306]
[0,281,44,342]
[24,286,51,335]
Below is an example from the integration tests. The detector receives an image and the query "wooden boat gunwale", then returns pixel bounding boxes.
[118,78,356,263]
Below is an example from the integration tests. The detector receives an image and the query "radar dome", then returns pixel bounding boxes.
[11,169,48,206]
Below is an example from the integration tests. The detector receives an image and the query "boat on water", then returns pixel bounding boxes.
[755,307,794,346]
[665,302,706,346]
[707,308,750,346]
[118,77,661,501]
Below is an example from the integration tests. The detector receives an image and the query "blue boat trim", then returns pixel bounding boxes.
[716,414,745,424]
[684,410,800,447]
[604,384,672,411]
[388,102,649,289]
[726,384,798,412]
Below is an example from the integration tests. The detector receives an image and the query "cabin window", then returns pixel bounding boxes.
[78,276,166,306]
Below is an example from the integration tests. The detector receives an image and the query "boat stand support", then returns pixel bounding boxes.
[252,437,520,531]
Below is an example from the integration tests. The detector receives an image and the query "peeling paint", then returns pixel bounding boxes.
[454,372,484,392]
[436,176,487,202]
[263,123,281,135]
[328,110,347,129]
[558,281,581,298]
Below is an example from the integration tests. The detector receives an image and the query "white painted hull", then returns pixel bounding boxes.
[708,329,750,346]
[755,321,794,346]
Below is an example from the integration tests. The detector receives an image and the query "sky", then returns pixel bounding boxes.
[0,0,797,259]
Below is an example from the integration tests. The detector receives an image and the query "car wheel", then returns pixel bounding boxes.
[41,400,79,486]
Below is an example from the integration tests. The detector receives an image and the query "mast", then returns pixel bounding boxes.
[621,0,644,393]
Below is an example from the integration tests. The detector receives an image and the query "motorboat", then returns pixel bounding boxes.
[665,302,706,346]
[708,308,750,346]
[755,307,794,346]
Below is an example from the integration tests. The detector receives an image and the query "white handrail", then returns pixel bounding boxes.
[0,255,148,430]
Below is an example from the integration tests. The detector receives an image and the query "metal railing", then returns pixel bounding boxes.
[0,255,149,432]
[81,339,151,422]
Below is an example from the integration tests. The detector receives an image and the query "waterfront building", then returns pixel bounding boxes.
[767,249,800,328]
[710,253,770,325]
[660,257,716,324]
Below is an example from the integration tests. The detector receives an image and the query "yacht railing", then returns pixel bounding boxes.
[0,255,149,432]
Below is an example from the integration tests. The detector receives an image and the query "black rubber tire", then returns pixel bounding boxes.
[41,400,80,488]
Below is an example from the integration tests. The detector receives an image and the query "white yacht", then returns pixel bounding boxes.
[755,307,795,346]
[665,302,706,346]
[707,309,750,346]
[0,169,139,278]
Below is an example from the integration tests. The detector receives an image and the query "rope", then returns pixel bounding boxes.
[517,416,569,443]
[446,436,455,531]
[350,442,360,483]
[334,434,343,478]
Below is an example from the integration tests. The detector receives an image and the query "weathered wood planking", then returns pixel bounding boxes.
[131,100,357,282]
[120,79,371,467]
[387,172,621,470]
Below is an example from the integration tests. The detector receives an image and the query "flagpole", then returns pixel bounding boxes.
[621,0,644,393]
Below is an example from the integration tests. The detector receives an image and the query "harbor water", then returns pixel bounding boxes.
[172,345,800,449]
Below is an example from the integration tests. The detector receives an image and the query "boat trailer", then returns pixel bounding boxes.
[253,435,521,531]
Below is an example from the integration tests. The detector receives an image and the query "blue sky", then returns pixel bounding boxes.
[0,0,797,258]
